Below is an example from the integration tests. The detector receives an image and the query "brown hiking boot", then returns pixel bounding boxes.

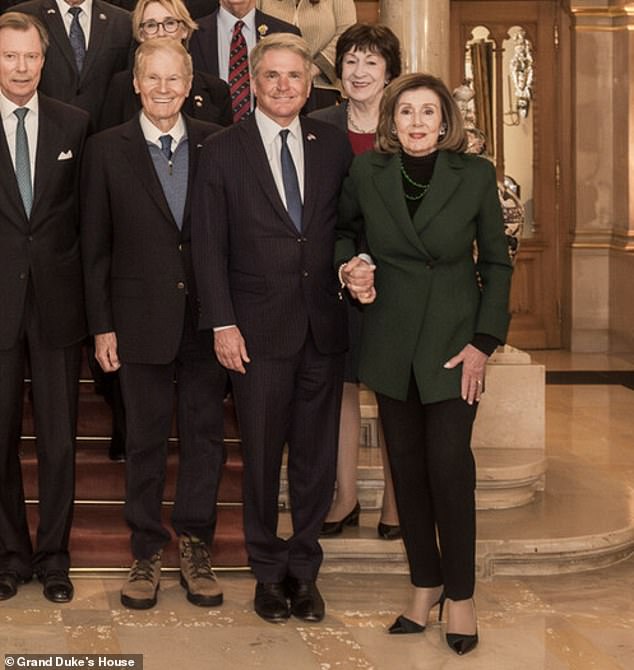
[120,552,162,610]
[179,534,223,607]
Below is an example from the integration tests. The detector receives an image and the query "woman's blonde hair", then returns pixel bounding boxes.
[132,0,197,45]
[376,72,467,154]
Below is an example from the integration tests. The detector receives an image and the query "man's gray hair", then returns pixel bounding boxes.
[249,33,313,78]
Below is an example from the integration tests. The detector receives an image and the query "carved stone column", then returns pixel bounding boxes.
[379,0,450,80]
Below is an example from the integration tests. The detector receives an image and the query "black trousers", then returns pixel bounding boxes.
[377,378,478,601]
[119,308,227,559]
[0,286,80,578]
[231,331,344,583]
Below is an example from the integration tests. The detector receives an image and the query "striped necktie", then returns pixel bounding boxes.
[228,20,250,122]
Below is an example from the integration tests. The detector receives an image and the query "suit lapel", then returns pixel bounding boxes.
[204,12,220,77]
[372,153,432,257]
[39,0,77,75]
[254,10,273,42]
[0,124,28,228]
[300,120,318,232]
[411,150,462,234]
[80,1,110,85]
[182,117,207,232]
[31,98,61,220]
[239,117,297,233]
[121,118,177,228]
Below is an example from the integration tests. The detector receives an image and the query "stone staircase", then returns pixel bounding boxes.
[20,353,248,570]
[21,348,631,578]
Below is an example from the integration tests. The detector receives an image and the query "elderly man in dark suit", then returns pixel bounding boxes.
[11,0,131,128]
[81,38,227,610]
[188,0,298,122]
[192,33,352,623]
[0,11,90,603]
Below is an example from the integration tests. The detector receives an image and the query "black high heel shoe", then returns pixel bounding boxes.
[377,522,402,540]
[446,632,479,655]
[320,501,360,536]
[388,614,425,634]
[443,597,478,655]
[388,590,445,635]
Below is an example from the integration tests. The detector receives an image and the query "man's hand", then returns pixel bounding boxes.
[95,331,121,372]
[341,256,376,304]
[214,326,250,374]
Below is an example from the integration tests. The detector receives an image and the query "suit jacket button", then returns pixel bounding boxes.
[302,270,309,278]
[19,272,27,280]
[178,244,183,251]
[176,281,185,289]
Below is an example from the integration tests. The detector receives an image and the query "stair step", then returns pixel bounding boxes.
[26,503,248,568]
[21,385,240,439]
[20,439,244,503]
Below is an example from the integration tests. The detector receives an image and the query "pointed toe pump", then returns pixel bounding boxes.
[446,632,479,655]
[389,591,445,635]
[388,614,426,634]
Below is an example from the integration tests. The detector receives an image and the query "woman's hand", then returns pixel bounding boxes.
[444,344,488,405]
[341,256,376,304]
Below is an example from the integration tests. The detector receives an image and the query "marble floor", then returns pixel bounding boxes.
[2,351,634,669]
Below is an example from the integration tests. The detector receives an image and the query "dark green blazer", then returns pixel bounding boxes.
[336,149,513,404]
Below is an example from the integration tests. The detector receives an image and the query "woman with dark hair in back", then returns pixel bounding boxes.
[310,23,403,542]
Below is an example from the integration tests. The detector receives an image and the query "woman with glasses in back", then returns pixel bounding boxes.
[100,0,232,129]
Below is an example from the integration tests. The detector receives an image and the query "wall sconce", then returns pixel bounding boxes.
[509,28,534,119]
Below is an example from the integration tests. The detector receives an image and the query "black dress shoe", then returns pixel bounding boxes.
[320,501,360,536]
[39,571,74,603]
[108,437,126,462]
[377,522,402,540]
[254,582,290,623]
[285,577,325,622]
[0,572,26,601]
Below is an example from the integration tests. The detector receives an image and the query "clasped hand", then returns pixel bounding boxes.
[341,256,376,304]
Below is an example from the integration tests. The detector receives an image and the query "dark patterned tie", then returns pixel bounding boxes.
[228,20,250,122]
[14,108,32,217]
[68,6,86,72]
[279,129,302,231]
[159,134,173,160]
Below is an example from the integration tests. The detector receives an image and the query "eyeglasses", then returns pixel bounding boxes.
[139,18,183,35]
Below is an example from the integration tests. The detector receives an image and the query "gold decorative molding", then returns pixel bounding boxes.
[570,2,634,29]
[571,229,634,251]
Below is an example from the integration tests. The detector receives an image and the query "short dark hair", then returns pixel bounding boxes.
[376,72,467,154]
[335,23,402,82]
[0,11,49,54]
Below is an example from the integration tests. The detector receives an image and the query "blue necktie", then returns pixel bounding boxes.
[68,6,86,72]
[159,134,173,161]
[279,129,302,231]
[14,108,32,217]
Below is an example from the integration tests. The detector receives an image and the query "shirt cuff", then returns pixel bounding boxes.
[213,325,236,332]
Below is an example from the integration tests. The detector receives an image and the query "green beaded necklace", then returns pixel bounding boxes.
[400,154,431,201]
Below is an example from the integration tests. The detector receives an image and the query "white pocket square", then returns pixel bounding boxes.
[57,150,73,160]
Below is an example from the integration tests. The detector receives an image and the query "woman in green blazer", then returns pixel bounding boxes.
[336,73,513,655]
